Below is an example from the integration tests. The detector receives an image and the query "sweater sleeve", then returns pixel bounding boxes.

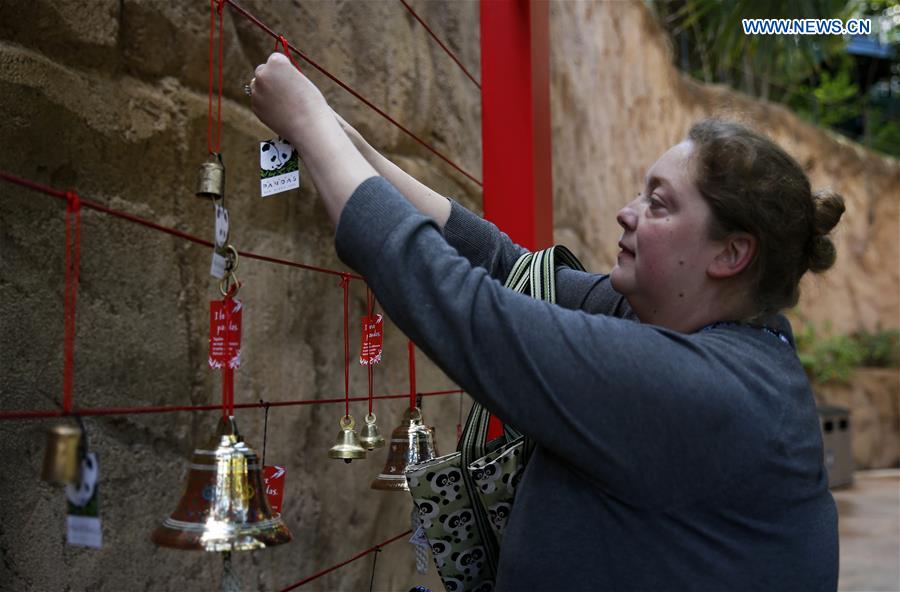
[443,198,635,317]
[336,177,780,508]
[442,198,528,282]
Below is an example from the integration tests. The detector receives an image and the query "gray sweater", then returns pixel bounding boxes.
[335,177,838,591]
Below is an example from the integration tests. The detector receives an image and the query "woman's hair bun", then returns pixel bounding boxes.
[808,189,845,273]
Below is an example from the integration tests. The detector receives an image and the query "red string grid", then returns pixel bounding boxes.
[399,0,481,89]
[222,0,482,187]
[1,0,484,585]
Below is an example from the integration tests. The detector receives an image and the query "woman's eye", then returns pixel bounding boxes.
[646,194,664,209]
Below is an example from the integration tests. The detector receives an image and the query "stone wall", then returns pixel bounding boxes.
[0,1,896,591]
[816,369,900,470]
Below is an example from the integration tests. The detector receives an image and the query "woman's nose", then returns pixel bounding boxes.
[616,201,638,231]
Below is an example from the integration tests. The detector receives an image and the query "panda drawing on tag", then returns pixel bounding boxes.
[440,508,475,544]
[66,453,98,508]
[442,577,464,592]
[426,466,463,505]
[414,498,440,529]
[260,138,295,171]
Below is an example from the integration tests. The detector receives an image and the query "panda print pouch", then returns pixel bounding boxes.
[405,247,585,591]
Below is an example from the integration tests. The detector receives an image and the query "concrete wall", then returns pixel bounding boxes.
[0,1,896,590]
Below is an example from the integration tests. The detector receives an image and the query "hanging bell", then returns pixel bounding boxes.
[152,416,292,551]
[328,415,367,463]
[371,407,438,491]
[41,424,82,486]
[196,152,226,200]
[359,413,386,451]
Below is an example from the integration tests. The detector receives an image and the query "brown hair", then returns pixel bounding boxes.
[687,118,845,316]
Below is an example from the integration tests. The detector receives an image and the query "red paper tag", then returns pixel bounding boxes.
[209,297,242,369]
[263,465,286,514]
[360,314,383,365]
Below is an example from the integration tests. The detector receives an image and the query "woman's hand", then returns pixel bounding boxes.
[250,53,330,149]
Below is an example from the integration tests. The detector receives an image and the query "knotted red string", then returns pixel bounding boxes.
[62,191,82,414]
[341,274,351,418]
[208,0,225,153]
[274,34,302,71]
[407,340,416,411]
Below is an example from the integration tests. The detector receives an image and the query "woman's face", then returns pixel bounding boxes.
[610,141,724,320]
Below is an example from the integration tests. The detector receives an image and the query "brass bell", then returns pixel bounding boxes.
[41,424,82,486]
[152,416,292,551]
[359,413,385,451]
[328,415,366,463]
[196,152,225,199]
[371,407,438,491]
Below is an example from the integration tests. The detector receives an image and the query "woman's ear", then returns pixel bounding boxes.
[707,233,756,279]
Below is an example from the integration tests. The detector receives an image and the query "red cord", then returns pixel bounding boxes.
[341,274,351,418]
[221,0,482,187]
[398,0,481,89]
[207,0,214,152]
[407,339,416,410]
[0,389,463,420]
[207,0,225,153]
[275,35,301,71]
[62,191,81,414]
[216,0,224,153]
[278,529,412,591]
[0,171,361,280]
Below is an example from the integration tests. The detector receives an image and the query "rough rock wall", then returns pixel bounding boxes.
[817,369,900,469]
[0,1,477,590]
[550,1,899,335]
[1,1,897,591]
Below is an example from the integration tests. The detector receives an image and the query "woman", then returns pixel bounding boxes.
[251,53,843,591]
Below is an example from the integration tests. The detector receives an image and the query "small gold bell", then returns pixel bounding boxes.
[359,413,386,451]
[328,415,366,463]
[41,424,82,486]
[196,152,225,199]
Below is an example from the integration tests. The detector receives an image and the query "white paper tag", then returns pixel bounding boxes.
[260,138,300,197]
[67,452,102,548]
[214,203,229,248]
[210,251,228,279]
[67,515,102,548]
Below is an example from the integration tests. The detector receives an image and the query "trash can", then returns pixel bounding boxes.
[817,405,853,488]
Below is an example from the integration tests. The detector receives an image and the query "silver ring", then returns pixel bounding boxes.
[243,83,252,96]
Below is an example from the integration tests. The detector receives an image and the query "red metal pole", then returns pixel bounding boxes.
[480,0,552,439]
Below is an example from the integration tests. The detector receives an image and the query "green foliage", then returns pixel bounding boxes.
[795,324,900,384]
[852,327,900,367]
[796,325,865,384]
[650,0,900,158]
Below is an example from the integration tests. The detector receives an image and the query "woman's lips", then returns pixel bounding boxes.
[618,241,634,257]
